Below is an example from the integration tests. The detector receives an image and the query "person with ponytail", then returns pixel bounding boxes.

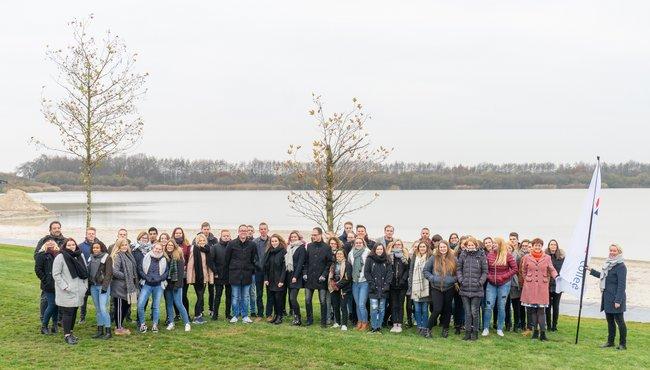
[34,236,60,335]
[482,237,518,337]
[163,240,191,331]
[187,233,214,324]
[286,231,306,325]
[587,244,627,350]
[423,240,457,338]
[520,238,558,341]
[52,238,88,345]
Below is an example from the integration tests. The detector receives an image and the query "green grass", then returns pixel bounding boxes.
[0,244,647,369]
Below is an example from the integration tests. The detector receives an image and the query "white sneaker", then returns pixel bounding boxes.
[166,323,174,331]
[390,324,398,333]
[341,325,347,331]
[332,323,340,328]
[184,323,191,332]
[230,317,239,323]
[497,329,504,337]
[482,328,489,336]
[242,316,253,324]
[395,325,403,333]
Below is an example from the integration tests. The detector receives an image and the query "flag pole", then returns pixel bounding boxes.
[575,156,601,344]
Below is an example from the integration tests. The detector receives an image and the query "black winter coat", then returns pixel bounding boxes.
[364,254,394,299]
[264,247,287,292]
[590,263,627,314]
[210,240,229,285]
[389,254,409,290]
[225,238,258,286]
[286,244,306,289]
[329,261,353,294]
[35,252,57,292]
[548,254,564,293]
[303,241,333,290]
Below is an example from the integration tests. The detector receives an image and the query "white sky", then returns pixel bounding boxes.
[1,0,649,172]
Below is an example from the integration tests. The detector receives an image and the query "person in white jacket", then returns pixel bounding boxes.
[52,237,88,345]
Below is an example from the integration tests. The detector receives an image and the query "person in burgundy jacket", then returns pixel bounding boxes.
[482,237,518,337]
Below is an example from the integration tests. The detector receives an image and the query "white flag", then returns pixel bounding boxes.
[556,162,601,298]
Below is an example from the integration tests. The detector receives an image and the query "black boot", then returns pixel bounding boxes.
[273,316,283,325]
[463,330,471,341]
[50,325,58,334]
[601,342,614,348]
[64,335,77,345]
[540,331,548,341]
[617,344,627,350]
[293,315,302,326]
[406,317,413,328]
[305,317,313,326]
[455,326,461,335]
[92,326,104,339]
[470,331,478,341]
[423,328,432,339]
[532,330,539,339]
[442,328,449,338]
[211,313,218,321]
[40,326,50,335]
[103,327,112,339]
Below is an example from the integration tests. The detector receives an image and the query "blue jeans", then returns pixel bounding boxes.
[483,281,511,330]
[90,285,111,328]
[232,284,251,318]
[42,291,58,327]
[369,298,386,330]
[249,276,257,315]
[352,282,369,323]
[164,287,190,325]
[413,301,429,329]
[137,284,164,325]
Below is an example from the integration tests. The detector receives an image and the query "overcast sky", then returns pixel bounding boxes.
[1,1,649,172]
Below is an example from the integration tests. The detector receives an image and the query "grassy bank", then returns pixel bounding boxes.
[0,244,647,369]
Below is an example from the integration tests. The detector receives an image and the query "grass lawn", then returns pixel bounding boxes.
[0,244,647,369]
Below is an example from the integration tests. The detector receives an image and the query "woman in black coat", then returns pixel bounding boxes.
[387,240,409,333]
[364,244,393,333]
[329,249,352,330]
[35,236,60,334]
[588,244,627,350]
[286,231,306,325]
[545,239,565,331]
[210,232,232,320]
[264,234,288,324]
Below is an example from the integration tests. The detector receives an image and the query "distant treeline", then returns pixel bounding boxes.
[14,154,650,190]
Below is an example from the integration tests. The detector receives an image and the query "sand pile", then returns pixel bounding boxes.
[0,189,53,219]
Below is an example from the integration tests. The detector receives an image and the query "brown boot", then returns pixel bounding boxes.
[361,322,369,331]
[355,322,363,330]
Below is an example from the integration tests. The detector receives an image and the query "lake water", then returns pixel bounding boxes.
[22,189,649,260]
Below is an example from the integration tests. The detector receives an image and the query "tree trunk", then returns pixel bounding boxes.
[325,145,335,233]
[83,162,92,229]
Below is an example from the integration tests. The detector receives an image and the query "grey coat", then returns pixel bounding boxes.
[52,254,88,307]
[110,252,139,300]
[456,249,488,298]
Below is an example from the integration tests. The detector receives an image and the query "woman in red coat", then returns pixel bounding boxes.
[521,238,558,341]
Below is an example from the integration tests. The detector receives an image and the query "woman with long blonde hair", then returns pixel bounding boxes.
[163,240,191,331]
[482,237,518,337]
[408,241,431,336]
[423,240,457,338]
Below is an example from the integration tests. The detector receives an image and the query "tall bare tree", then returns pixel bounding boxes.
[34,15,147,227]
[286,94,392,233]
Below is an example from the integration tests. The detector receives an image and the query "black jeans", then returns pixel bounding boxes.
[182,281,190,315]
[331,290,350,326]
[268,290,285,317]
[389,288,407,324]
[511,297,523,329]
[113,297,130,329]
[255,272,265,316]
[546,292,562,329]
[194,283,206,317]
[452,291,465,329]
[406,295,414,324]
[207,283,215,314]
[266,285,275,317]
[79,291,89,320]
[213,284,232,318]
[305,288,327,324]
[60,306,78,335]
[528,306,546,331]
[289,288,302,318]
[461,296,481,332]
[429,288,454,330]
[606,313,627,346]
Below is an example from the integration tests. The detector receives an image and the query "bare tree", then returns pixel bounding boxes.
[286,94,392,233]
[34,15,147,227]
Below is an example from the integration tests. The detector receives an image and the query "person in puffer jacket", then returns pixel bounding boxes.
[386,240,409,333]
[364,244,393,334]
[423,240,457,339]
[482,237,518,337]
[456,237,487,341]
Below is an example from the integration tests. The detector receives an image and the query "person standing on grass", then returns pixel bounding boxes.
[163,240,191,332]
[339,221,354,243]
[226,224,258,324]
[456,237,487,341]
[252,223,270,321]
[520,238,558,341]
[303,227,333,328]
[187,233,213,324]
[210,229,232,320]
[349,237,371,331]
[132,231,152,324]
[423,240,457,339]
[87,241,113,339]
[408,241,431,337]
[365,244,393,334]
[136,242,168,333]
[375,225,395,252]
[286,231,306,326]
[587,244,627,350]
[35,221,66,324]
[108,228,130,254]
[326,235,343,325]
[35,236,60,335]
[387,240,409,333]
[172,227,191,315]
[110,238,139,335]
[264,234,288,324]
[194,222,218,318]
[518,239,533,333]
[356,225,376,251]
[77,227,103,324]
[158,232,170,245]
[507,241,524,333]
[329,248,352,331]
[52,238,88,345]
[147,227,159,247]
[545,239,565,331]
[482,237,518,337]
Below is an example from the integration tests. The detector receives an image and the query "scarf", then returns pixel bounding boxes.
[61,247,88,280]
[118,252,139,303]
[352,248,365,282]
[531,250,543,260]
[599,255,624,292]
[169,257,179,282]
[285,241,301,272]
[193,245,209,284]
[411,255,429,300]
[392,249,407,264]
[133,241,152,255]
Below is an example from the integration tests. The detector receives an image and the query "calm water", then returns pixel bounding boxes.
[26,189,649,260]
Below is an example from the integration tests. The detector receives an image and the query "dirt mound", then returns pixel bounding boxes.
[0,189,53,218]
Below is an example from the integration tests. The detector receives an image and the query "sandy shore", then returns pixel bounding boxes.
[1,224,647,310]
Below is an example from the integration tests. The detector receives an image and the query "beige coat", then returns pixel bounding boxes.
[186,246,214,284]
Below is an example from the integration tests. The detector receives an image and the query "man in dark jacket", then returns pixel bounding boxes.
[338,221,354,243]
[252,222,270,319]
[302,227,333,327]
[210,229,232,320]
[34,221,65,322]
[225,225,258,323]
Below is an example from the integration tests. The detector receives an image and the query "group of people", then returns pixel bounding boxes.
[34,220,628,349]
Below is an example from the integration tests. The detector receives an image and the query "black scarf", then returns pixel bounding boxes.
[193,245,209,284]
[62,247,88,280]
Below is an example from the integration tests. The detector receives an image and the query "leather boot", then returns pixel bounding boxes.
[103,327,112,339]
[92,326,104,339]
[532,330,539,339]
[540,331,548,341]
